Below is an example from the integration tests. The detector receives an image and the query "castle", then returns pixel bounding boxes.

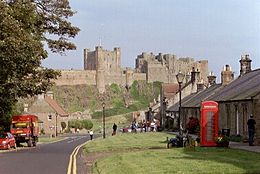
[54,46,209,93]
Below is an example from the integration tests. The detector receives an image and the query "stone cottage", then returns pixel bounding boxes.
[28,92,69,135]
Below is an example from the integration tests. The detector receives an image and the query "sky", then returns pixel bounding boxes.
[42,0,260,82]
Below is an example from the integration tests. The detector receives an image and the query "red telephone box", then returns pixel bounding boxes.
[200,101,218,147]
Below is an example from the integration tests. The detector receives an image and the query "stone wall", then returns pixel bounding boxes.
[218,100,253,137]
[136,52,208,84]
[253,93,260,145]
[54,47,209,94]
[54,70,96,86]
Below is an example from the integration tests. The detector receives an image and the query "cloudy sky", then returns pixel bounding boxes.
[42,0,260,82]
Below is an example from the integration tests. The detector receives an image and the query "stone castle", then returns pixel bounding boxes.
[54,46,209,93]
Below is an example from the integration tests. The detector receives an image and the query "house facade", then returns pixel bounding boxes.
[27,92,69,135]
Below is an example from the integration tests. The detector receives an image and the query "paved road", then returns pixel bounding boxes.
[0,134,90,174]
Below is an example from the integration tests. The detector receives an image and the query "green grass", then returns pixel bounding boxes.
[38,136,64,143]
[83,132,260,174]
[90,113,133,135]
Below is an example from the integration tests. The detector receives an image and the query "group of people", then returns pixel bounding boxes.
[86,114,256,146]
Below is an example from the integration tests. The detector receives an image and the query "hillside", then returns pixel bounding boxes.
[49,81,162,117]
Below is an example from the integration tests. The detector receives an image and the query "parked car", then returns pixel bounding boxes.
[0,132,16,150]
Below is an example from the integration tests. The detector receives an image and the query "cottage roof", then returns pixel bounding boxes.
[162,83,179,98]
[208,68,260,102]
[168,84,222,111]
[168,68,260,111]
[44,96,69,117]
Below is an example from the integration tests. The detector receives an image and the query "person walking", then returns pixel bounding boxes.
[89,130,93,140]
[112,123,117,136]
[247,114,256,146]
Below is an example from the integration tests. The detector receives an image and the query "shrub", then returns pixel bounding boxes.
[61,122,67,130]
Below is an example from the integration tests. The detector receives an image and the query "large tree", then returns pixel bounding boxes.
[0,0,80,131]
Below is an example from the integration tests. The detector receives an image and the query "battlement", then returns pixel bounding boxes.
[55,46,209,93]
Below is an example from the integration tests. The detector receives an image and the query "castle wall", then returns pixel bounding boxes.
[147,63,170,83]
[133,73,146,82]
[54,70,96,86]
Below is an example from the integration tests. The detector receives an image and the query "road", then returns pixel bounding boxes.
[0,134,90,174]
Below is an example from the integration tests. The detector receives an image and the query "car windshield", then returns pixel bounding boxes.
[0,133,7,138]
[12,122,28,128]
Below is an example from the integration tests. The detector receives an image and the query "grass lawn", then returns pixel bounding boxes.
[83,132,260,174]
[38,136,64,143]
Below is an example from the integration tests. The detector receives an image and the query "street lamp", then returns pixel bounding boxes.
[176,71,185,134]
[102,102,106,139]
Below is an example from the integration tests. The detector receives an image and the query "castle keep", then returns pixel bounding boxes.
[54,46,209,93]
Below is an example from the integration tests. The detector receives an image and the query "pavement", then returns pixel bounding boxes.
[229,141,260,153]
[168,131,260,153]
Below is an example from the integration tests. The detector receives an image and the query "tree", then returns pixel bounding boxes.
[0,0,80,130]
[81,119,93,130]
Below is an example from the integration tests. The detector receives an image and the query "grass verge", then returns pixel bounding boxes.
[83,132,260,174]
[38,136,64,143]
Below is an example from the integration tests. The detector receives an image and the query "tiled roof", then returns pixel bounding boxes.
[208,69,260,101]
[167,84,222,111]
[168,68,260,111]
[44,96,69,117]
[162,83,179,98]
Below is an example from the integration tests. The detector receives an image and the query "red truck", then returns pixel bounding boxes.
[10,114,39,147]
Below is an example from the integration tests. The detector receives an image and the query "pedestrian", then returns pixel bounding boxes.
[112,123,117,136]
[89,130,93,140]
[247,114,256,146]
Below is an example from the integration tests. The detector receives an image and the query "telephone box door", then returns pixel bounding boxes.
[200,101,218,147]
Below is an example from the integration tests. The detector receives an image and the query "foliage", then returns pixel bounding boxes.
[110,83,121,94]
[216,135,230,147]
[61,122,67,130]
[81,119,93,130]
[40,128,45,135]
[0,0,79,128]
[229,134,243,142]
[186,117,200,133]
[68,119,93,130]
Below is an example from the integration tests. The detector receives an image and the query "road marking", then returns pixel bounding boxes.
[67,141,88,174]
[67,136,86,144]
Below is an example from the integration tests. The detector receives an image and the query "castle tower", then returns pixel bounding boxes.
[207,71,216,86]
[114,47,121,73]
[125,68,134,88]
[96,46,106,93]
[83,49,88,70]
[239,54,252,76]
[221,65,234,86]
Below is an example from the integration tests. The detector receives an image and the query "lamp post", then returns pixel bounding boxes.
[176,71,185,135]
[102,102,106,139]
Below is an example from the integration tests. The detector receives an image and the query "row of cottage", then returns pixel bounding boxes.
[157,55,260,145]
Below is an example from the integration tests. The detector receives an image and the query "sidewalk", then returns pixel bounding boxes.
[229,142,260,153]
[168,131,260,153]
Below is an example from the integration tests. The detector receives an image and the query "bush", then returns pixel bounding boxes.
[61,122,67,130]
[186,117,199,133]
[40,128,45,135]
[81,119,93,130]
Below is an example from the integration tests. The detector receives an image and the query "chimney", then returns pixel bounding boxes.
[186,72,191,83]
[239,54,252,76]
[46,91,54,99]
[207,71,216,86]
[191,67,200,84]
[221,65,234,86]
[197,80,205,92]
